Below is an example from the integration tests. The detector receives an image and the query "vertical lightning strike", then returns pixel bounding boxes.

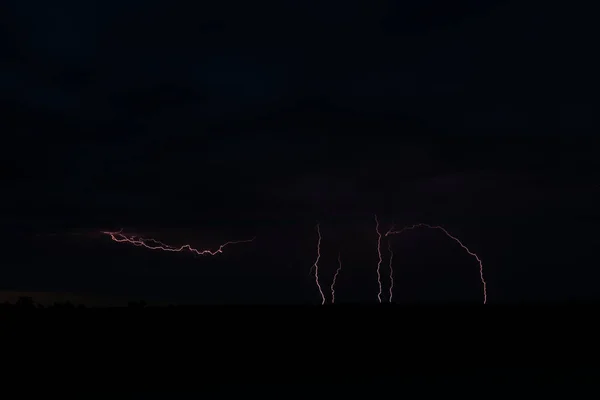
[385,223,487,304]
[374,215,383,303]
[330,252,342,304]
[101,229,255,256]
[387,239,394,303]
[311,224,326,305]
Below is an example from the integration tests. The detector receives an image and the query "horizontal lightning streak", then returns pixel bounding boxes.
[101,229,255,256]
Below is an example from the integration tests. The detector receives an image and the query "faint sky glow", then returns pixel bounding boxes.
[2,1,598,303]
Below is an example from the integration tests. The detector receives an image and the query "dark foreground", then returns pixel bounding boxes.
[2,303,598,395]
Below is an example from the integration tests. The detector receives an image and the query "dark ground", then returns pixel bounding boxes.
[4,304,598,395]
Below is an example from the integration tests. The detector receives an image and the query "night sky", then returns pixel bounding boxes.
[2,1,599,305]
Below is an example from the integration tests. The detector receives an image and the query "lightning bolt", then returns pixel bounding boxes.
[387,239,394,303]
[330,252,342,304]
[374,215,383,303]
[311,223,326,305]
[101,229,255,256]
[385,223,487,304]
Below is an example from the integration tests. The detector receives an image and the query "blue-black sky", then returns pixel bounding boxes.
[2,1,599,304]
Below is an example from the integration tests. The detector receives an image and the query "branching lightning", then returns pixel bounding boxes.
[311,223,326,305]
[330,252,342,304]
[385,223,487,304]
[101,229,255,256]
[374,215,383,303]
[387,239,394,303]
[92,219,487,305]
[35,215,490,306]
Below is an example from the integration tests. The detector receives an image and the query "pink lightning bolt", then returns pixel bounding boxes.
[385,223,487,304]
[374,215,383,303]
[101,229,255,256]
[311,223,326,305]
[330,252,342,304]
[387,239,394,303]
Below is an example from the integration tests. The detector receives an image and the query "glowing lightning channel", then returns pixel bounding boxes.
[385,223,487,304]
[311,224,326,305]
[387,239,394,303]
[330,252,342,304]
[101,229,255,256]
[374,215,383,303]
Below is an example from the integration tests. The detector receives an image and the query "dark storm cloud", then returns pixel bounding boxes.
[268,156,600,226]
[0,66,82,114]
[270,144,439,211]
[6,0,595,134]
[7,0,102,66]
[1,1,503,126]
[559,103,597,130]
[414,171,538,218]
[45,143,165,209]
[339,22,475,101]
[3,1,598,201]
[190,53,291,109]
[331,3,598,132]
